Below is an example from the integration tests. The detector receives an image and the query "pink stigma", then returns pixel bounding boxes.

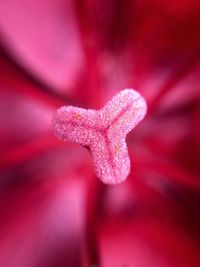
[52,89,147,184]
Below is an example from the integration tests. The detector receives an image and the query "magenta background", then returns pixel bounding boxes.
[0,0,200,266]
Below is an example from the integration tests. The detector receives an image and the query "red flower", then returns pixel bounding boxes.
[0,0,200,266]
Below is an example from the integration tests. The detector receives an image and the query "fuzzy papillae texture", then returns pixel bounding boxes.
[53,89,147,184]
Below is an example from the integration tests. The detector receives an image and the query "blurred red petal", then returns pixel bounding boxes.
[0,0,85,91]
[98,219,200,267]
[0,147,94,267]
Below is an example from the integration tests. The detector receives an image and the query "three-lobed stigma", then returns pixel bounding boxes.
[52,89,147,184]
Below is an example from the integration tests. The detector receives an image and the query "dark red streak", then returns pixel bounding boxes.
[63,99,135,170]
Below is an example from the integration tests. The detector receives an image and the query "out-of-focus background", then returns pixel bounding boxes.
[0,0,200,267]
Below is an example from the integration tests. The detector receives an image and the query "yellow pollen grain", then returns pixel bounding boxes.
[134,102,142,109]
[114,144,120,154]
[73,113,81,120]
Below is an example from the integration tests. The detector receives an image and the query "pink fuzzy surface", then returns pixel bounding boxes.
[53,89,147,184]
